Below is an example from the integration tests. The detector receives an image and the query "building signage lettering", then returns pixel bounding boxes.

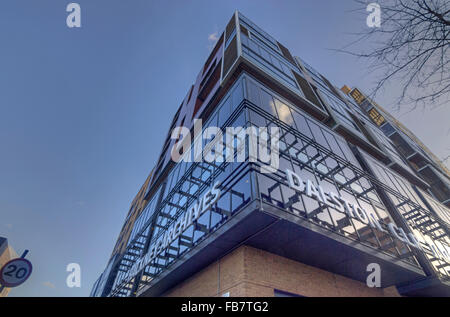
[286,169,450,262]
[122,181,221,284]
[118,169,450,287]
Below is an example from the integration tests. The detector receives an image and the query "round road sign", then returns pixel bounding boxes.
[0,258,32,288]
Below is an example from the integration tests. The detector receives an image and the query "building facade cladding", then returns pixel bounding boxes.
[344,87,450,208]
[91,170,154,297]
[95,12,450,297]
[110,170,154,259]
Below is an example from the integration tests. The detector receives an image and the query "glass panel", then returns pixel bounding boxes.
[274,98,294,127]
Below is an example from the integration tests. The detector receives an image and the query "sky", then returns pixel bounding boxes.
[0,0,448,297]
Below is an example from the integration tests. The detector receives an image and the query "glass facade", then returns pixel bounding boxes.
[363,153,450,279]
[347,87,450,209]
[94,12,450,297]
[244,75,417,262]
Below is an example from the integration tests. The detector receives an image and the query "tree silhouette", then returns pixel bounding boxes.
[341,0,449,110]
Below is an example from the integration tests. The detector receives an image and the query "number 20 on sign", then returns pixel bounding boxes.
[0,256,32,289]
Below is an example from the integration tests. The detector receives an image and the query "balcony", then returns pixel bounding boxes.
[417,164,450,207]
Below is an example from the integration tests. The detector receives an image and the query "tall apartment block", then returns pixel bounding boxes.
[91,12,450,297]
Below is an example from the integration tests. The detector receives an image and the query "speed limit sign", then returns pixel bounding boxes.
[0,257,33,288]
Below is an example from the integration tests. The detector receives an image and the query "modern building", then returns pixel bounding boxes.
[342,86,450,208]
[0,237,18,297]
[92,11,450,297]
[90,170,154,297]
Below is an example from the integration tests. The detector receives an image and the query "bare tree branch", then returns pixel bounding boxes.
[338,0,450,110]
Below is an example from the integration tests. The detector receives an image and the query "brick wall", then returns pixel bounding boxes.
[163,245,400,297]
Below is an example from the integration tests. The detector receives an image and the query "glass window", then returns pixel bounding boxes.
[218,97,231,128]
[308,121,329,148]
[274,98,294,126]
[232,80,244,109]
[247,78,260,105]
[291,110,313,139]
[259,88,278,117]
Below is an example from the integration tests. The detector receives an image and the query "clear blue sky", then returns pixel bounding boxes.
[1,0,448,296]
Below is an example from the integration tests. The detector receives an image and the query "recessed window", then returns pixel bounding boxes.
[368,108,386,126]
